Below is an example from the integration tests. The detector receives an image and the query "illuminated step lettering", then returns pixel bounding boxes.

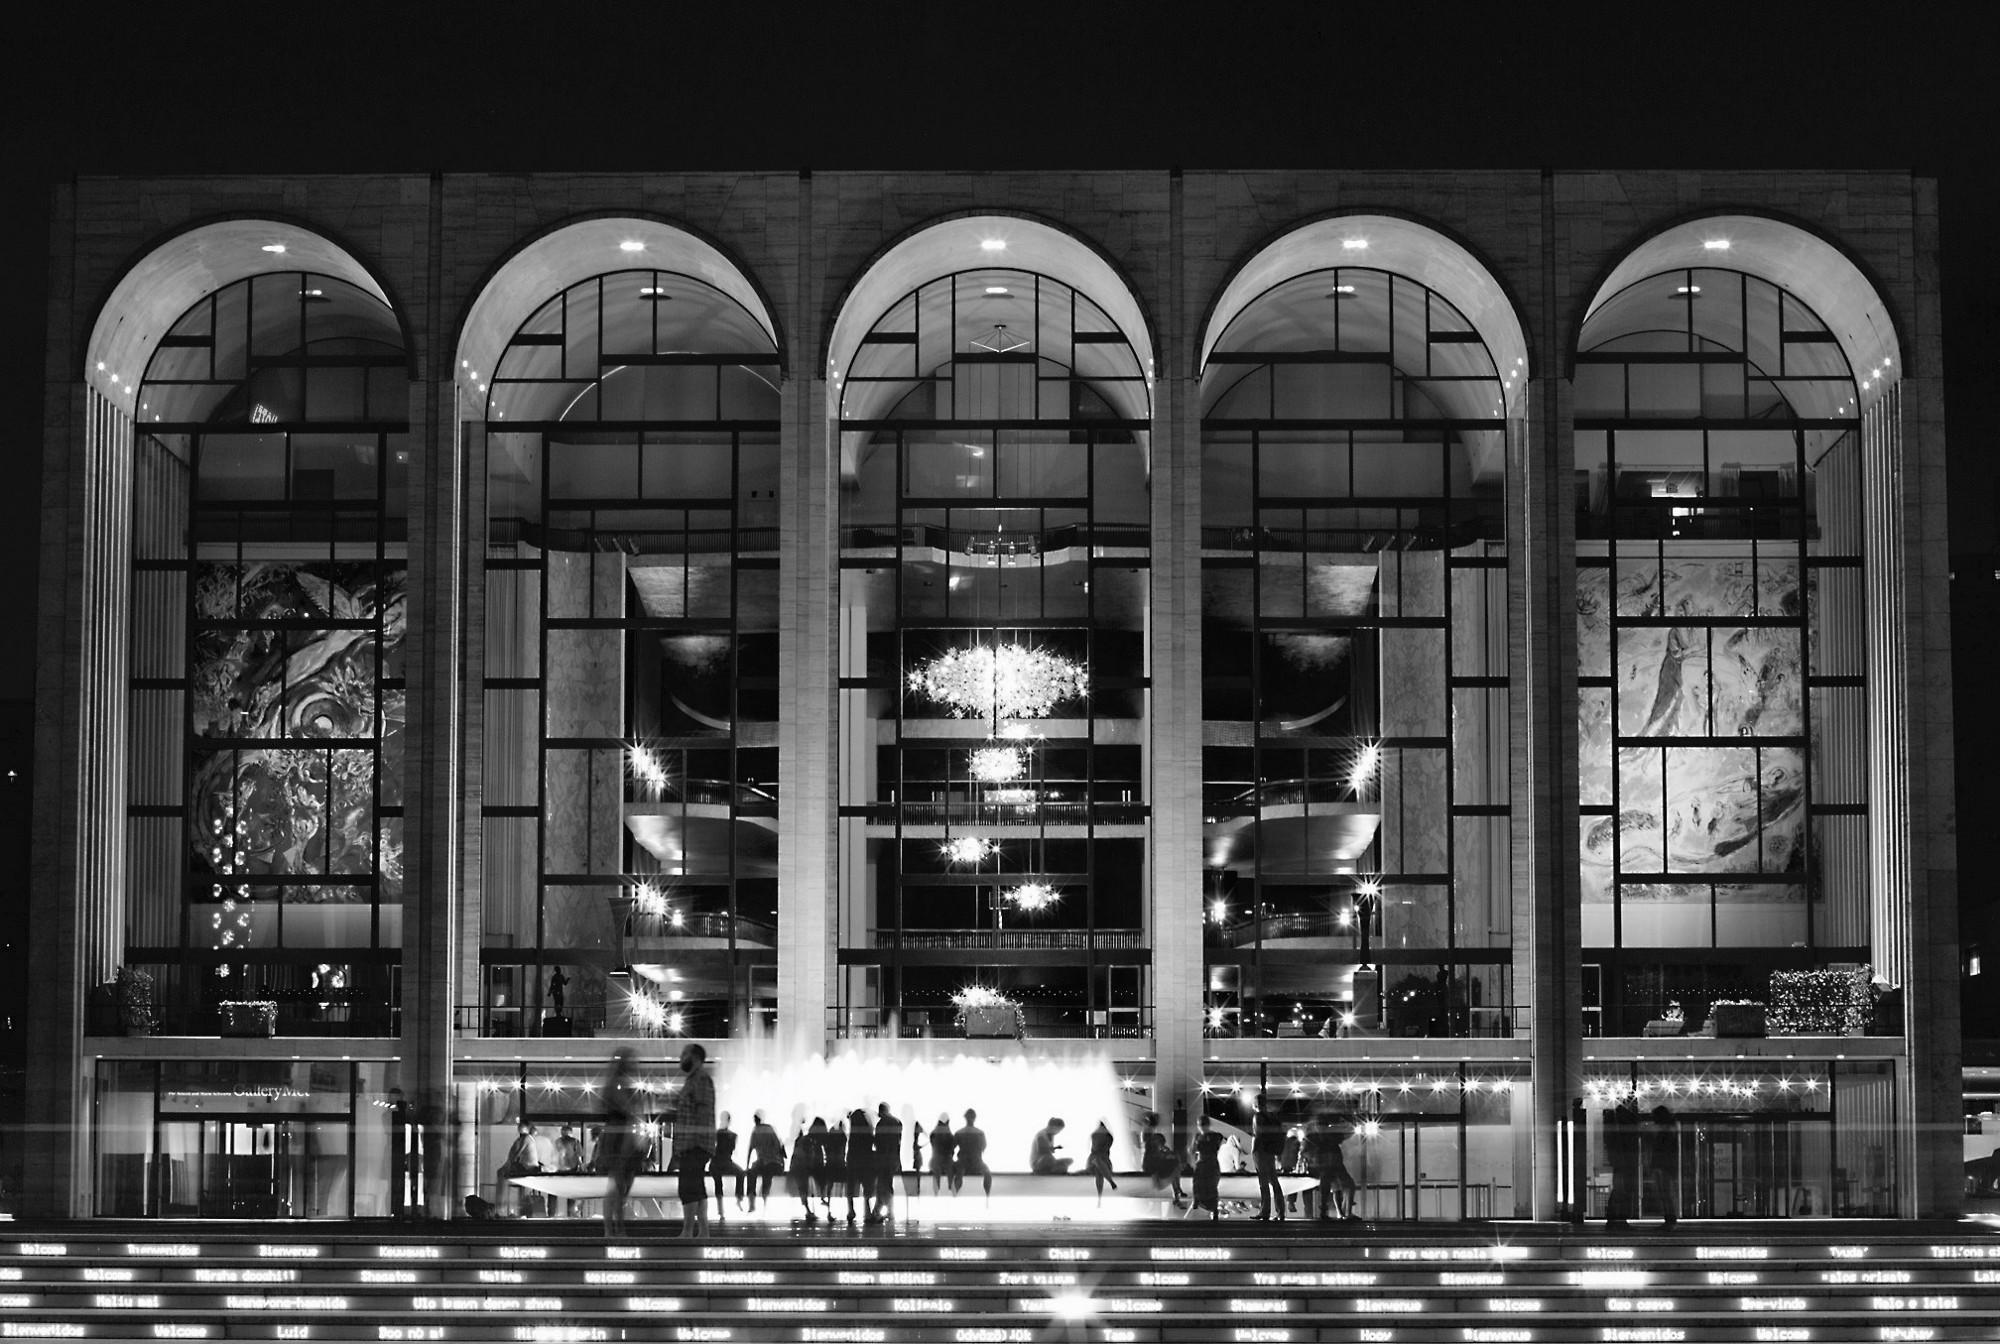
[625,1298,682,1312]
[700,1246,745,1260]
[360,1270,418,1285]
[499,1247,549,1260]
[0,1297,29,1310]
[1440,1272,1504,1286]
[276,1331,310,1342]
[838,1271,935,1287]
[745,1297,830,1312]
[939,1247,987,1261]
[3,1326,83,1339]
[409,1296,564,1312]
[1606,1298,1673,1312]
[514,1331,607,1343]
[18,1244,65,1256]
[1570,1272,1649,1288]
[806,1247,877,1261]
[1696,1247,1769,1260]
[1870,1297,1958,1312]
[378,1246,442,1259]
[257,1244,321,1258]
[1151,1247,1231,1261]
[1047,1248,1091,1261]
[799,1332,885,1344]
[1601,1331,1684,1343]
[1235,1331,1292,1343]
[1706,1272,1760,1286]
[0,1270,17,1282]
[196,1269,297,1284]
[674,1330,730,1342]
[586,1271,637,1285]
[1488,1299,1543,1313]
[127,1243,199,1257]
[478,1269,524,1284]
[998,1272,1074,1286]
[606,1246,642,1260]
[1828,1246,1868,1259]
[1754,1330,1811,1343]
[1360,1333,1395,1344]
[1461,1331,1532,1343]
[952,1331,1033,1344]
[1140,1272,1188,1287]
[1878,1331,1935,1343]
[225,1296,350,1311]
[1740,1298,1808,1312]
[1360,1300,1425,1313]
[696,1270,775,1285]
[1928,1245,1995,1258]
[1584,1247,1636,1261]
[1226,1299,1290,1313]
[152,1328,207,1340]
[83,1268,134,1282]
[376,1331,444,1342]
[890,1298,955,1312]
[94,1294,162,1308]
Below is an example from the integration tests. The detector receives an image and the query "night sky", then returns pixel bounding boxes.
[4,5,1995,947]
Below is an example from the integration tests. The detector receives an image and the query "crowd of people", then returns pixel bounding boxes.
[492,1050,1376,1234]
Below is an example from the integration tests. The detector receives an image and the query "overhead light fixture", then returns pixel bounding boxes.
[941,836,996,865]
[302,288,328,303]
[979,238,1007,252]
[1005,882,1058,912]
[1675,284,1701,296]
[1326,284,1357,298]
[619,240,646,253]
[908,644,1088,720]
[261,243,287,254]
[1341,239,1368,251]
[639,286,671,299]
[984,285,1011,296]
[1702,239,1731,251]
[970,323,1029,354]
[968,743,1029,782]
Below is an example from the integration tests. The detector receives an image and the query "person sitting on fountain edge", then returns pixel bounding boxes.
[1031,1117,1072,1174]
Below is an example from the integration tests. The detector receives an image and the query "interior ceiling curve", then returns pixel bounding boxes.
[86,219,392,406]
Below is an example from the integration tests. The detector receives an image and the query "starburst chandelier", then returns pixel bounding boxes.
[968,743,1029,782]
[941,836,996,865]
[1005,882,1059,912]
[907,645,1088,720]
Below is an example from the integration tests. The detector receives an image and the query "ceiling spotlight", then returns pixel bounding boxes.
[1675,285,1701,296]
[1327,284,1357,298]
[984,285,1011,296]
[261,243,287,254]
[979,239,1007,252]
[1341,239,1368,251]
[619,240,646,253]
[639,286,671,299]
[1701,239,1731,251]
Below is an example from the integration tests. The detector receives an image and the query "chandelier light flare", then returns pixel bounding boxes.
[1348,740,1381,793]
[628,743,671,792]
[1005,881,1059,912]
[968,743,1029,782]
[907,644,1088,721]
[941,836,996,865]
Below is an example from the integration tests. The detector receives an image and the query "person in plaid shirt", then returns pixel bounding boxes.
[670,1042,716,1237]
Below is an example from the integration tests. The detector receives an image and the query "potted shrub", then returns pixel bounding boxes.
[115,967,157,1036]
[219,999,279,1038]
[1708,999,1767,1038]
[953,986,1025,1039]
[1769,967,1877,1036]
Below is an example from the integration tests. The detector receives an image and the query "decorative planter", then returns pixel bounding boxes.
[1710,1003,1767,1038]
[220,1000,278,1038]
[963,1004,1020,1039]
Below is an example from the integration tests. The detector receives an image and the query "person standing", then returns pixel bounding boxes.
[1643,1105,1680,1229]
[870,1102,903,1224]
[711,1111,743,1217]
[843,1108,875,1224]
[1085,1120,1119,1204]
[1252,1099,1286,1221]
[1307,1112,1358,1221]
[1191,1116,1224,1220]
[1281,1121,1306,1215]
[954,1109,992,1203]
[927,1113,957,1196]
[822,1117,848,1219]
[551,1123,583,1218]
[419,1097,448,1219]
[1141,1111,1187,1206]
[1031,1117,1072,1174]
[1603,1095,1639,1231]
[599,1048,645,1235]
[745,1110,785,1213]
[669,1042,716,1238]
[791,1117,827,1224]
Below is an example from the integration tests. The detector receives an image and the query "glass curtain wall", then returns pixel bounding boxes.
[1575,268,1866,1037]
[836,269,1151,1039]
[1199,269,1512,1041]
[126,273,410,1036]
[479,270,781,1040]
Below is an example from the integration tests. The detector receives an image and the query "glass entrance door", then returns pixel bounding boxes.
[1351,1117,1464,1220]
[1690,1113,1832,1218]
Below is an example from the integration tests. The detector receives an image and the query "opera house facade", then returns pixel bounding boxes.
[26,169,1958,1221]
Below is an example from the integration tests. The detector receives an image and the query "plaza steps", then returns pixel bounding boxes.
[2,1221,2000,1342]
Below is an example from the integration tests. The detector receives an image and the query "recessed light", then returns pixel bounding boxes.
[639,286,671,299]
[984,286,1010,296]
[1675,285,1701,296]
[979,238,1007,252]
[1326,284,1357,298]
[619,240,646,253]
[261,243,287,254]
[1702,239,1731,251]
[1341,239,1368,251]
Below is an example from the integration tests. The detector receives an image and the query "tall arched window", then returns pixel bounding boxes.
[127,271,411,1035]
[478,268,782,1040]
[1575,266,1865,1035]
[836,266,1151,1038]
[1200,266,1513,1043]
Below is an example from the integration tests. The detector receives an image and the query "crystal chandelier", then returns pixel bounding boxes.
[628,743,670,792]
[968,743,1029,782]
[1005,882,1059,912]
[907,645,1088,720]
[941,836,996,865]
